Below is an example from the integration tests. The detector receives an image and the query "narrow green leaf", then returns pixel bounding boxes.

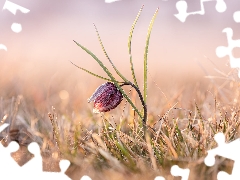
[93,23,128,82]
[70,61,113,82]
[128,5,144,88]
[175,125,184,142]
[115,141,135,166]
[74,40,114,78]
[143,7,159,103]
[73,40,143,119]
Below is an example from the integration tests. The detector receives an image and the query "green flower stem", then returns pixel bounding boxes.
[120,81,147,134]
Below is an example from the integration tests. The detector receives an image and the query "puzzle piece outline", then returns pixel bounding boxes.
[2,0,30,15]
[1,0,30,50]
[0,123,94,180]
[174,0,227,22]
[0,141,72,180]
[215,27,240,77]
[171,165,190,180]
[2,0,30,33]
[233,11,240,23]
[205,133,240,179]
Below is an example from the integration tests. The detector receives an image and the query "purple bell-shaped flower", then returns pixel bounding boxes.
[88,82,123,113]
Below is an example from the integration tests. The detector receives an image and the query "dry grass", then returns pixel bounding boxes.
[1,70,240,180]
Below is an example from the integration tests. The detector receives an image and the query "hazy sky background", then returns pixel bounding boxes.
[1,0,240,98]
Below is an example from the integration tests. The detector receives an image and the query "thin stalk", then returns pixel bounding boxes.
[128,5,144,88]
[93,23,128,82]
[120,81,147,134]
[143,7,159,103]
[70,61,114,82]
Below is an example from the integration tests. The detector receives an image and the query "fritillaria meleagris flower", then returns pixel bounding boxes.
[88,82,123,113]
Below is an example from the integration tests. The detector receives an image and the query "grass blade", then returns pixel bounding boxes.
[115,140,135,167]
[73,40,115,79]
[143,7,159,103]
[93,23,128,82]
[128,5,144,88]
[73,40,143,119]
[70,61,114,82]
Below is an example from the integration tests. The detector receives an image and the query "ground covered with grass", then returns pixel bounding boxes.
[1,75,240,180]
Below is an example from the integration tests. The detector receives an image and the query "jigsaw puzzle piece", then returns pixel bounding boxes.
[2,0,30,33]
[218,170,240,180]
[80,175,93,180]
[19,142,71,179]
[23,142,42,170]
[40,160,71,180]
[218,161,240,180]
[12,142,42,180]
[174,0,210,23]
[233,11,240,23]
[216,28,240,76]
[175,0,227,22]
[215,0,227,13]
[217,171,232,180]
[174,1,188,22]
[205,133,240,163]
[0,123,9,132]
[0,141,22,179]
[0,123,11,166]
[154,176,165,180]
[171,165,190,180]
[0,44,7,51]
[215,45,229,58]
[204,133,226,166]
[2,0,30,15]
[59,160,71,173]
[11,23,22,33]
[205,133,240,179]
[204,150,217,166]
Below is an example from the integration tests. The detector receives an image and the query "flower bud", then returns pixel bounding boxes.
[88,82,123,113]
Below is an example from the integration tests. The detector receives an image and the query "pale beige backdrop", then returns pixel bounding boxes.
[0,0,240,109]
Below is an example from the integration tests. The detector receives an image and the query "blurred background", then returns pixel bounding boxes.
[0,0,240,113]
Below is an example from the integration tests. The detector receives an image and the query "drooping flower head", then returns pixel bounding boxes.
[88,82,123,113]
